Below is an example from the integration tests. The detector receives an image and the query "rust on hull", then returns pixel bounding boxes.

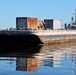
[44,39,76,44]
[38,34,76,44]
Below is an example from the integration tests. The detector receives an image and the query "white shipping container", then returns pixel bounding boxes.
[53,20,61,30]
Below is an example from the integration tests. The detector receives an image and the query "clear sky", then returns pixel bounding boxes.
[0,0,76,29]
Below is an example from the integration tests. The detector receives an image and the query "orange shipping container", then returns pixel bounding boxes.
[16,17,38,30]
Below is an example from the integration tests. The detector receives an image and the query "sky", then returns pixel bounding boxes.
[0,0,76,29]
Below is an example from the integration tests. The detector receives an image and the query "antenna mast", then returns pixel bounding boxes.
[75,8,76,22]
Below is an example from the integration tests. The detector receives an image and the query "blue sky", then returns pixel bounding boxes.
[0,0,76,29]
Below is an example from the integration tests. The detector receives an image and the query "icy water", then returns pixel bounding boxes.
[0,42,76,75]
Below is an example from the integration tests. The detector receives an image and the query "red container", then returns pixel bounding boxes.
[16,17,38,30]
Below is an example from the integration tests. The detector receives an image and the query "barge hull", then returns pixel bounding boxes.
[38,35,76,44]
[33,30,76,44]
[0,34,43,46]
[0,30,76,45]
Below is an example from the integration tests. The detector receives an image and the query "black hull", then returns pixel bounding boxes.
[0,34,43,53]
[0,34,43,46]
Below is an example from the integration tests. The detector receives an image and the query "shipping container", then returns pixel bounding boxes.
[27,17,38,29]
[16,17,38,30]
[44,19,61,30]
[16,17,27,30]
[44,19,53,29]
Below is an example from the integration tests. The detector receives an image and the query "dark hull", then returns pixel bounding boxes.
[0,34,43,46]
[0,34,43,53]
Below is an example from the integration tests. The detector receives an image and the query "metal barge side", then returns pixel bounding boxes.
[33,30,76,44]
[0,30,76,45]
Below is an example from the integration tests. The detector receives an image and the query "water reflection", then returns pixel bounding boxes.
[16,58,39,71]
[0,42,76,74]
[0,44,42,54]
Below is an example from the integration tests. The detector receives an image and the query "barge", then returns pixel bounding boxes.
[0,30,76,46]
[34,30,76,44]
[0,30,43,46]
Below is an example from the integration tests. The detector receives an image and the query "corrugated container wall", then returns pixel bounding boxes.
[53,20,61,30]
[44,19,61,30]
[44,19,53,29]
[16,17,38,30]
[27,17,38,29]
[16,17,27,30]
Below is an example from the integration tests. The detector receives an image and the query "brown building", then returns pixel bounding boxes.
[16,17,38,30]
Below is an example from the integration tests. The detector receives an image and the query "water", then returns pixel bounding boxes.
[0,42,76,75]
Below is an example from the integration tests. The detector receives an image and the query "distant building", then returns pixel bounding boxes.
[66,9,76,30]
[16,17,38,30]
[67,24,76,30]
[9,27,16,30]
[44,19,61,30]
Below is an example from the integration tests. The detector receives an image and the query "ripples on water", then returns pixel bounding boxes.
[0,42,76,75]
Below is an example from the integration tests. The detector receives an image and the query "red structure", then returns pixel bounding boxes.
[16,17,38,30]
